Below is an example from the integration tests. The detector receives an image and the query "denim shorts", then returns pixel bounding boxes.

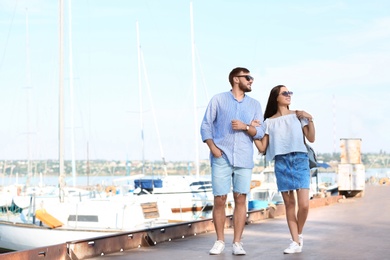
[274,152,310,192]
[211,156,252,196]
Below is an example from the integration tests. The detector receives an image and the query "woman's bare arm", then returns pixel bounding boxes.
[254,134,269,154]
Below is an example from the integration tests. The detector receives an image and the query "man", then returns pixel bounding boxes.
[200,67,264,255]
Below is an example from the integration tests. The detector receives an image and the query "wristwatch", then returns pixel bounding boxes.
[245,125,250,131]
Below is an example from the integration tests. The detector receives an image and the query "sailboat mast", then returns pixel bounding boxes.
[59,0,65,201]
[190,2,200,178]
[136,21,145,175]
[68,0,77,187]
[25,8,33,186]
[332,94,337,155]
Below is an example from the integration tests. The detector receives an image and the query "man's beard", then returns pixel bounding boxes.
[239,82,252,92]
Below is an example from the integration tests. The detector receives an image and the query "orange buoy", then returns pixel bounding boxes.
[105,186,117,196]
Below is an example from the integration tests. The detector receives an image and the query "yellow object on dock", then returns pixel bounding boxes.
[379,177,389,185]
[35,209,63,228]
[250,180,261,189]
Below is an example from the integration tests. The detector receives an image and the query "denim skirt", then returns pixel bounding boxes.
[274,152,310,192]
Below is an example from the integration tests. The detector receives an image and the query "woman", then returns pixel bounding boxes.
[253,85,315,254]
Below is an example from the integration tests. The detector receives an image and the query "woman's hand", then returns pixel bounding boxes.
[298,110,315,142]
[296,110,313,121]
[254,135,269,154]
[250,119,261,127]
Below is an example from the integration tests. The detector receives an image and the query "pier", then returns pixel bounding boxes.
[1,185,389,259]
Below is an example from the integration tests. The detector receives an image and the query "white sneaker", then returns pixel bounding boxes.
[209,240,225,255]
[232,242,246,255]
[298,234,303,247]
[283,240,302,254]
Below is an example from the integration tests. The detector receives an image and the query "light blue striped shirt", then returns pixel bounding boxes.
[200,91,264,168]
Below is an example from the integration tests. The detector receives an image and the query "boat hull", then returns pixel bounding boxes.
[0,220,117,251]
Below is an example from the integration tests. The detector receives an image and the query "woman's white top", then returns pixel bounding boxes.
[264,113,309,162]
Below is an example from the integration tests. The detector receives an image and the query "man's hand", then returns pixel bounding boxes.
[205,139,223,158]
[211,147,223,158]
[231,120,247,131]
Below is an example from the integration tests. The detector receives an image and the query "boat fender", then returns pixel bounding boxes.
[105,186,116,196]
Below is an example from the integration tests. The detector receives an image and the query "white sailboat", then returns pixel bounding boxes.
[131,16,213,214]
[0,191,177,251]
[0,2,215,252]
[0,2,174,251]
[249,165,283,210]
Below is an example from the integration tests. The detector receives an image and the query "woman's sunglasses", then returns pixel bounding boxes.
[279,91,293,97]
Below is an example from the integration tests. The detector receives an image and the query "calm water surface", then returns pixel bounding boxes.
[1,168,389,187]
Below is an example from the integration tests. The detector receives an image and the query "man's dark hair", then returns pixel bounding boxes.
[228,67,249,86]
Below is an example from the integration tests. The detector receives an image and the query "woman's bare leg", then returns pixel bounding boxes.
[296,189,310,235]
[282,191,299,243]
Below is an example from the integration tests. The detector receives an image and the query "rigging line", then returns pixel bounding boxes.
[0,0,18,75]
[140,49,167,175]
[194,44,209,102]
[136,21,144,175]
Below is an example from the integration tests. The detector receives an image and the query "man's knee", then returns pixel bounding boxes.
[214,195,227,205]
[233,192,247,203]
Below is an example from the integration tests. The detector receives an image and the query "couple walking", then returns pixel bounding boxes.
[200,67,315,255]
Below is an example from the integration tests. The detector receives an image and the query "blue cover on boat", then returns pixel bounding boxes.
[248,200,269,210]
[134,179,163,189]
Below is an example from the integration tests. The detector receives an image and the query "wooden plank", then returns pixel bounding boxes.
[141,202,159,219]
[35,209,64,228]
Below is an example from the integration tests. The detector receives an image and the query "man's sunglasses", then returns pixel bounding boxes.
[236,75,254,81]
[280,91,293,97]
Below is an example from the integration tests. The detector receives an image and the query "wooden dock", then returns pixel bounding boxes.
[1,185,389,259]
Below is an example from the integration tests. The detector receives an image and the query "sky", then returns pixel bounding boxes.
[0,0,389,163]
